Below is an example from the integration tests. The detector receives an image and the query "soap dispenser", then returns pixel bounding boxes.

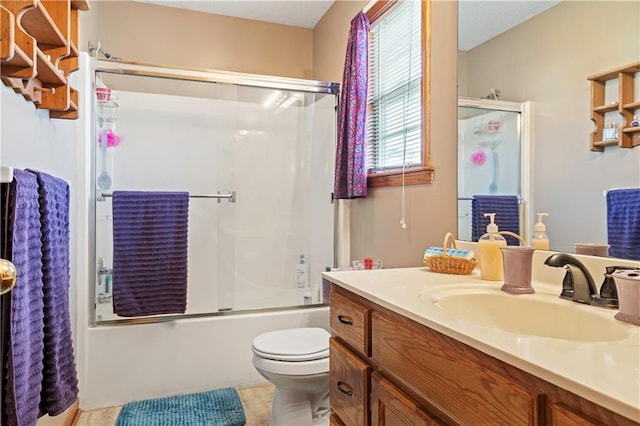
[531,213,550,250]
[478,213,507,281]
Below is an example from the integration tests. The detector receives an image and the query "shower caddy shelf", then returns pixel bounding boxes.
[588,61,640,152]
[0,0,90,119]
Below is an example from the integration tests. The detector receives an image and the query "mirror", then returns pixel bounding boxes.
[457,0,640,260]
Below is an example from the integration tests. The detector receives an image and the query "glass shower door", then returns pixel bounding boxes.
[92,63,337,324]
[217,86,337,311]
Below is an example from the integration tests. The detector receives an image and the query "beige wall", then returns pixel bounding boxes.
[315,0,458,267]
[313,0,365,83]
[81,1,313,79]
[463,1,640,253]
[80,0,459,268]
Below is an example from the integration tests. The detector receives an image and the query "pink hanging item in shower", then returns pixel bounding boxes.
[471,150,487,165]
[99,129,123,148]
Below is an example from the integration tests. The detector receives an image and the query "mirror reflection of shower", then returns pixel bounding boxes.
[457,97,530,242]
[460,106,517,196]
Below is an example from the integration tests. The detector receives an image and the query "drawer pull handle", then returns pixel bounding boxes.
[337,315,353,325]
[337,381,354,396]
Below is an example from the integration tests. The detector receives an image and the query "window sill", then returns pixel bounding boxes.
[367,166,434,188]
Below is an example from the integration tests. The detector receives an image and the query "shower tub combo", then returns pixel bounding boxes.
[81,58,339,410]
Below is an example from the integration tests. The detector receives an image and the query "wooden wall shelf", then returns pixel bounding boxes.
[588,61,640,152]
[0,0,89,119]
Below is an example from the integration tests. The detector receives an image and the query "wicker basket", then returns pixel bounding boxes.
[424,233,478,275]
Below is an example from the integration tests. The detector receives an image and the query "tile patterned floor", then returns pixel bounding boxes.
[73,383,274,426]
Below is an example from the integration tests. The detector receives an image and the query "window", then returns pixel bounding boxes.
[366,1,433,187]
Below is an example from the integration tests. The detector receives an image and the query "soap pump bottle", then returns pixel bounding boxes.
[478,213,507,281]
[531,213,550,250]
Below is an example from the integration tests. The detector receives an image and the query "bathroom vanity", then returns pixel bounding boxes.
[323,266,640,426]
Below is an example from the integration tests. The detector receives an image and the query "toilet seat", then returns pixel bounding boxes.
[252,328,330,362]
[252,354,329,376]
[252,328,330,375]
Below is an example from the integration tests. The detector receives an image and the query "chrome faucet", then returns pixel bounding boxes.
[544,253,598,305]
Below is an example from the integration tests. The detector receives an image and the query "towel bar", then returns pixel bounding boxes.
[458,196,523,203]
[99,191,236,203]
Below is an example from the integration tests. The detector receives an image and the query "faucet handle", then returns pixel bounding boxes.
[592,266,640,309]
[559,270,574,301]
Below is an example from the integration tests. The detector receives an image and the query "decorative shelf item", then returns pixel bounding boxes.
[588,61,640,151]
[0,0,90,120]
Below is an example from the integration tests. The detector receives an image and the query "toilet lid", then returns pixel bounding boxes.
[252,328,330,362]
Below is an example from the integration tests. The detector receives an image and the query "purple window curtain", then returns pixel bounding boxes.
[333,11,370,199]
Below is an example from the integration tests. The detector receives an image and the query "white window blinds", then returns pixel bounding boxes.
[367,1,422,173]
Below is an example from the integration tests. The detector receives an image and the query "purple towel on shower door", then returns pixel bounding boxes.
[28,170,79,417]
[112,191,189,317]
[3,169,45,426]
[606,188,640,260]
[471,195,521,245]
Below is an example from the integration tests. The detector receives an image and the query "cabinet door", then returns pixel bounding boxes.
[371,372,435,426]
[372,311,542,425]
[331,412,347,426]
[330,338,371,426]
[547,402,599,426]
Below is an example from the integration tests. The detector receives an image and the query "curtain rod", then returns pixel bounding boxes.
[363,0,376,13]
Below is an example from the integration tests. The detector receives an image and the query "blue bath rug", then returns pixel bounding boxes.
[115,387,246,426]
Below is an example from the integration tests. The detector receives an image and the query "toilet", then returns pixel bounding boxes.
[252,327,330,426]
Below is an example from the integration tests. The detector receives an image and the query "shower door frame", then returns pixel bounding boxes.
[89,59,341,327]
[457,97,534,244]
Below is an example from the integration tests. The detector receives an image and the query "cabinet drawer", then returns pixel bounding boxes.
[330,290,370,357]
[372,311,542,425]
[330,338,371,426]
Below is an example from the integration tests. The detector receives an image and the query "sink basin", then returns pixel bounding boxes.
[421,287,630,342]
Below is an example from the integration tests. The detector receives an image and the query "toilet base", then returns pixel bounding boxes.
[269,398,330,426]
[263,372,329,426]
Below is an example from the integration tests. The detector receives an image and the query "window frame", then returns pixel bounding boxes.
[365,0,433,188]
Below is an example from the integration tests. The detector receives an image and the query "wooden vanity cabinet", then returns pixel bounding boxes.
[329,284,639,426]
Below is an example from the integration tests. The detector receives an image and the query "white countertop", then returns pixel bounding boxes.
[323,266,640,422]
